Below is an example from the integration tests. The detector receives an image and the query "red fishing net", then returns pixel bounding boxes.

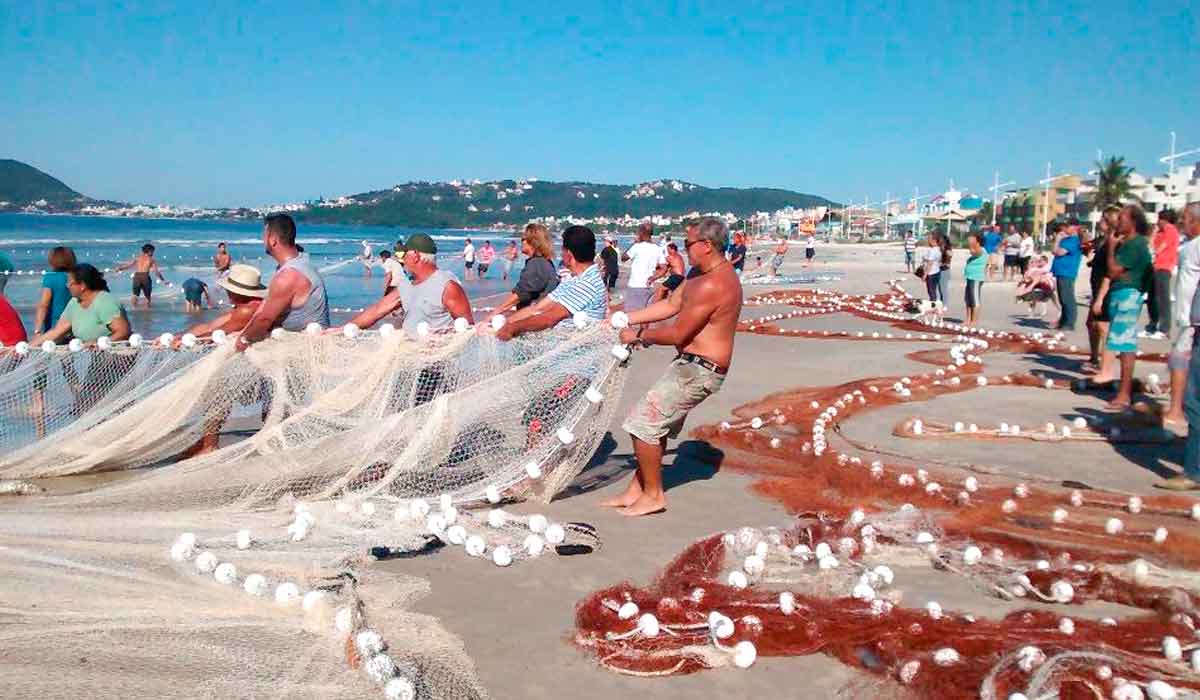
[575,282,1192,699]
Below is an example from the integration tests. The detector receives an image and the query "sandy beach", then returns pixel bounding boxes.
[2,241,1185,699]
[361,242,1182,699]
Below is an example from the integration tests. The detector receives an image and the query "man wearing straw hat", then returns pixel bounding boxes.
[180,263,269,456]
[184,264,268,340]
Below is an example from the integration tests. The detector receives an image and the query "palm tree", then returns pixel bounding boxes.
[1094,156,1135,209]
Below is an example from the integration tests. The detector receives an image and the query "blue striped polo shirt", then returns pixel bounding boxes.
[547,263,608,328]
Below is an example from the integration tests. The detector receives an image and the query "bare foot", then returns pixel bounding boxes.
[620,494,666,517]
[1105,398,1131,411]
[1089,375,1118,385]
[599,479,642,508]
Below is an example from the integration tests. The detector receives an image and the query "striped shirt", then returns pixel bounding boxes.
[904,235,916,253]
[547,263,607,328]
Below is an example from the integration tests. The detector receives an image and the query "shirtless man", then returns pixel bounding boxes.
[115,243,168,308]
[214,242,232,276]
[654,241,687,303]
[235,214,330,352]
[770,237,789,276]
[604,216,743,516]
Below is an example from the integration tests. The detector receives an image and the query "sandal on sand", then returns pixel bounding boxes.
[1155,476,1200,491]
[1162,419,1188,437]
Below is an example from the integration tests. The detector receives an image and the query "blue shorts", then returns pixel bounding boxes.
[1106,288,1144,353]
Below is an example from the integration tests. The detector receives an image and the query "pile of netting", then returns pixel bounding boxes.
[1,320,627,698]
[0,336,214,453]
[2,322,626,506]
[576,281,1197,699]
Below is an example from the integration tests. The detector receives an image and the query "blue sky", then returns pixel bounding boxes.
[2,1,1196,208]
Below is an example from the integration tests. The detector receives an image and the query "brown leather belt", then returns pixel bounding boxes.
[677,352,728,375]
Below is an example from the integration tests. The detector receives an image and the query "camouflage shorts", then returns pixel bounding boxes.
[623,358,725,443]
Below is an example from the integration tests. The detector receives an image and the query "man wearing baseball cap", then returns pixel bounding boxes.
[349,233,472,335]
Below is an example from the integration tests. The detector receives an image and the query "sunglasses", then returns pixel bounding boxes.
[684,239,709,249]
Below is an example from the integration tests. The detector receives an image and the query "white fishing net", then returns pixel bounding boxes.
[0,320,627,698]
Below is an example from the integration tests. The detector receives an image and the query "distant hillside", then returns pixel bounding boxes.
[298,179,839,228]
[0,159,92,210]
[0,160,840,226]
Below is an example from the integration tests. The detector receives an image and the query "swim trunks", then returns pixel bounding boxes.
[131,272,152,299]
[623,355,725,443]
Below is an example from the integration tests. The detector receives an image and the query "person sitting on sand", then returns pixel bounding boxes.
[1015,254,1057,317]
[115,243,168,308]
[180,264,268,455]
[235,214,330,352]
[494,225,607,339]
[349,233,472,334]
[182,277,211,312]
[604,216,742,517]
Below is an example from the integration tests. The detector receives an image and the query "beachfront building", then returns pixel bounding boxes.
[1126,165,1200,218]
[997,173,1082,240]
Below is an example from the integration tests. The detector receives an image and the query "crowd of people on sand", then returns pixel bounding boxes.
[904,200,1200,492]
[5,203,1200,499]
[0,214,745,513]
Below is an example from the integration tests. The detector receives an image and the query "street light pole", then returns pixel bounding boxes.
[1041,161,1052,246]
[988,171,1015,227]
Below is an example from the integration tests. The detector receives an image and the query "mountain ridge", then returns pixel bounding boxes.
[0,160,839,227]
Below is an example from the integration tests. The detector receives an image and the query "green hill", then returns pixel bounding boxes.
[298,179,839,228]
[0,160,839,226]
[0,159,91,210]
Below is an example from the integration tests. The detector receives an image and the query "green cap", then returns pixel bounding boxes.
[397,233,437,255]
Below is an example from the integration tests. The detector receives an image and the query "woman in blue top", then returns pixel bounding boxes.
[34,246,76,335]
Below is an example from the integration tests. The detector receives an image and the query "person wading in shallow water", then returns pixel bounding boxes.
[603,216,743,517]
[115,243,168,308]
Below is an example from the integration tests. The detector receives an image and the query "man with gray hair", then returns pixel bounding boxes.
[602,216,743,516]
[349,233,472,334]
[1159,200,1200,490]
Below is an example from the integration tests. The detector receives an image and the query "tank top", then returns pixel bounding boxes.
[277,253,330,331]
[398,269,459,335]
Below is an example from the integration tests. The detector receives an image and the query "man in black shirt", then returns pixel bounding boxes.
[600,236,620,290]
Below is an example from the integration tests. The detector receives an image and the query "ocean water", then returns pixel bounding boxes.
[0,214,536,336]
